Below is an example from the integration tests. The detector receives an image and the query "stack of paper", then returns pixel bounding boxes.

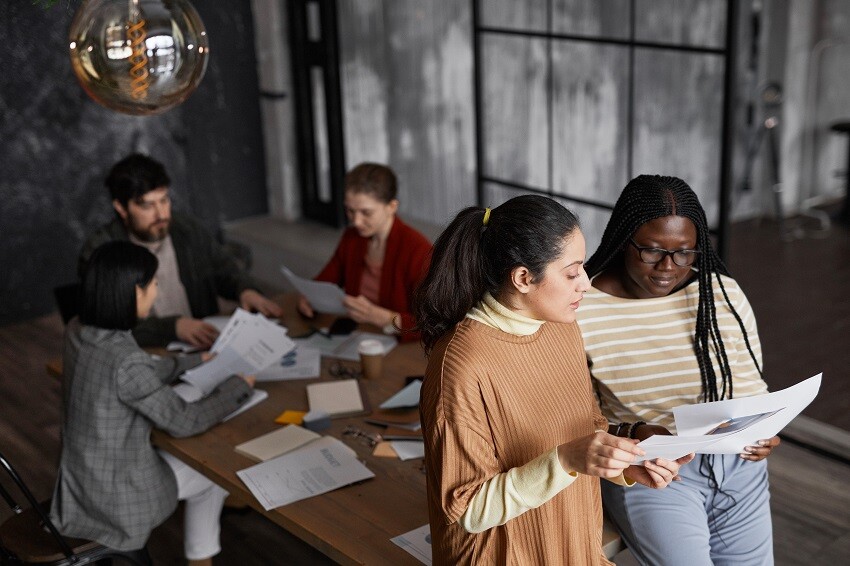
[180,309,295,396]
[237,436,375,510]
[234,425,321,462]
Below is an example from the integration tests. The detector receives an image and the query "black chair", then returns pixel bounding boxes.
[52,283,81,325]
[0,450,151,566]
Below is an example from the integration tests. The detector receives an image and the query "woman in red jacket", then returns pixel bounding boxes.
[298,163,432,341]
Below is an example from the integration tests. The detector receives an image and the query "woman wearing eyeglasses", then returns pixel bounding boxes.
[576,175,778,566]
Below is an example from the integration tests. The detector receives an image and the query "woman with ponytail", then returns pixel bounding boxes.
[577,175,777,565]
[415,195,690,565]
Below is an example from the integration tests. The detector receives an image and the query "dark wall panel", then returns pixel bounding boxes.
[0,1,266,325]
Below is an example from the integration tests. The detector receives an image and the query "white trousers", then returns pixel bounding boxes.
[159,450,229,560]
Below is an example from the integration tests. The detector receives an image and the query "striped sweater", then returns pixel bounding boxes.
[577,274,768,432]
[421,317,612,565]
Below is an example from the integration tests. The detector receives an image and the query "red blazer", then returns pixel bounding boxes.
[315,217,432,342]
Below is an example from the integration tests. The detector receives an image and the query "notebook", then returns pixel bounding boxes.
[234,425,321,462]
[306,379,367,417]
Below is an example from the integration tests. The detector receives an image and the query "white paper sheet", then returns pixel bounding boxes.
[236,436,374,510]
[391,524,432,565]
[390,441,425,461]
[635,373,822,462]
[291,331,397,361]
[380,379,422,409]
[280,265,347,315]
[180,310,295,395]
[172,382,268,422]
[256,346,322,381]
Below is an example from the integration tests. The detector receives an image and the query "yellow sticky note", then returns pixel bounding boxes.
[275,410,306,425]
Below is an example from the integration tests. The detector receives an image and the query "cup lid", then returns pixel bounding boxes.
[358,338,384,355]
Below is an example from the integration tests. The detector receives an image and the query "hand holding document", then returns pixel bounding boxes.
[237,436,374,510]
[635,373,822,463]
[281,265,347,315]
[180,309,295,396]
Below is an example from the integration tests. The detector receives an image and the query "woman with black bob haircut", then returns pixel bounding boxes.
[51,241,254,566]
[577,175,776,565]
[415,194,690,565]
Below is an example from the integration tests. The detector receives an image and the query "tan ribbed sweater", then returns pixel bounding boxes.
[421,318,612,565]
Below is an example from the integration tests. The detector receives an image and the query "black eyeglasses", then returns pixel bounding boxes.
[629,239,700,267]
[329,363,362,380]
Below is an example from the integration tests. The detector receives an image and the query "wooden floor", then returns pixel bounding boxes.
[2,211,849,564]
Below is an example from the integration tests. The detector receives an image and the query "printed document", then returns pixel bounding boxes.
[280,265,347,315]
[635,373,821,463]
[391,524,432,565]
[256,346,321,381]
[180,309,294,395]
[292,331,396,361]
[236,436,374,510]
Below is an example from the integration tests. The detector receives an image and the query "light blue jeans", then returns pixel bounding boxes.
[602,455,773,566]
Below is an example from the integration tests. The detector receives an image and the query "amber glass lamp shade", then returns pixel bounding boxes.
[68,0,209,115]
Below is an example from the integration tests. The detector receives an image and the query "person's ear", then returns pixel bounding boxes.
[509,266,534,294]
[387,199,399,215]
[112,199,129,222]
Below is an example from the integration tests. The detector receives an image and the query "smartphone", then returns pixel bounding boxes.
[405,375,425,385]
[328,317,357,336]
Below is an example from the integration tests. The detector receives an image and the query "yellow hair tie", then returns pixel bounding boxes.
[483,208,491,226]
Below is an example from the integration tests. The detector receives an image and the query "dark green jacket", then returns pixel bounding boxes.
[78,212,257,346]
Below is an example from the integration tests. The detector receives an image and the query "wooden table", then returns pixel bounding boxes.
[152,298,431,565]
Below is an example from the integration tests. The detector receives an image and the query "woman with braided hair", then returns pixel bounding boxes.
[577,175,778,565]
[415,195,690,565]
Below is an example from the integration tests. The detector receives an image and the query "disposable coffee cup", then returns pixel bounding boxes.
[358,339,384,380]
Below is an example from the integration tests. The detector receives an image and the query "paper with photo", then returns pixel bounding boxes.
[391,524,432,565]
[236,436,374,510]
[634,373,822,462]
[281,265,347,315]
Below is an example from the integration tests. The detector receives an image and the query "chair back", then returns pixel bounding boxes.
[53,283,81,325]
[0,450,76,562]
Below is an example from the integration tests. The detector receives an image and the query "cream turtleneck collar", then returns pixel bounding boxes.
[466,292,544,336]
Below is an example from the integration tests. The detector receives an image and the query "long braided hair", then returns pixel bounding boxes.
[586,175,762,403]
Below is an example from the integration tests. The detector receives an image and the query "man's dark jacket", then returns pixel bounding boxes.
[78,212,257,346]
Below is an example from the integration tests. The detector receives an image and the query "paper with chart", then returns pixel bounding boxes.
[236,436,374,510]
[256,346,321,381]
[635,373,822,463]
[180,309,295,395]
[280,265,347,315]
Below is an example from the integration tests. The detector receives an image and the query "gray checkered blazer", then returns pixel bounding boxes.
[50,320,251,551]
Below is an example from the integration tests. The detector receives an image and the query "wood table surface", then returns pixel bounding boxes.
[152,296,431,565]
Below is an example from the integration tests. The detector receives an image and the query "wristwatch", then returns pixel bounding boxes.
[382,313,401,335]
